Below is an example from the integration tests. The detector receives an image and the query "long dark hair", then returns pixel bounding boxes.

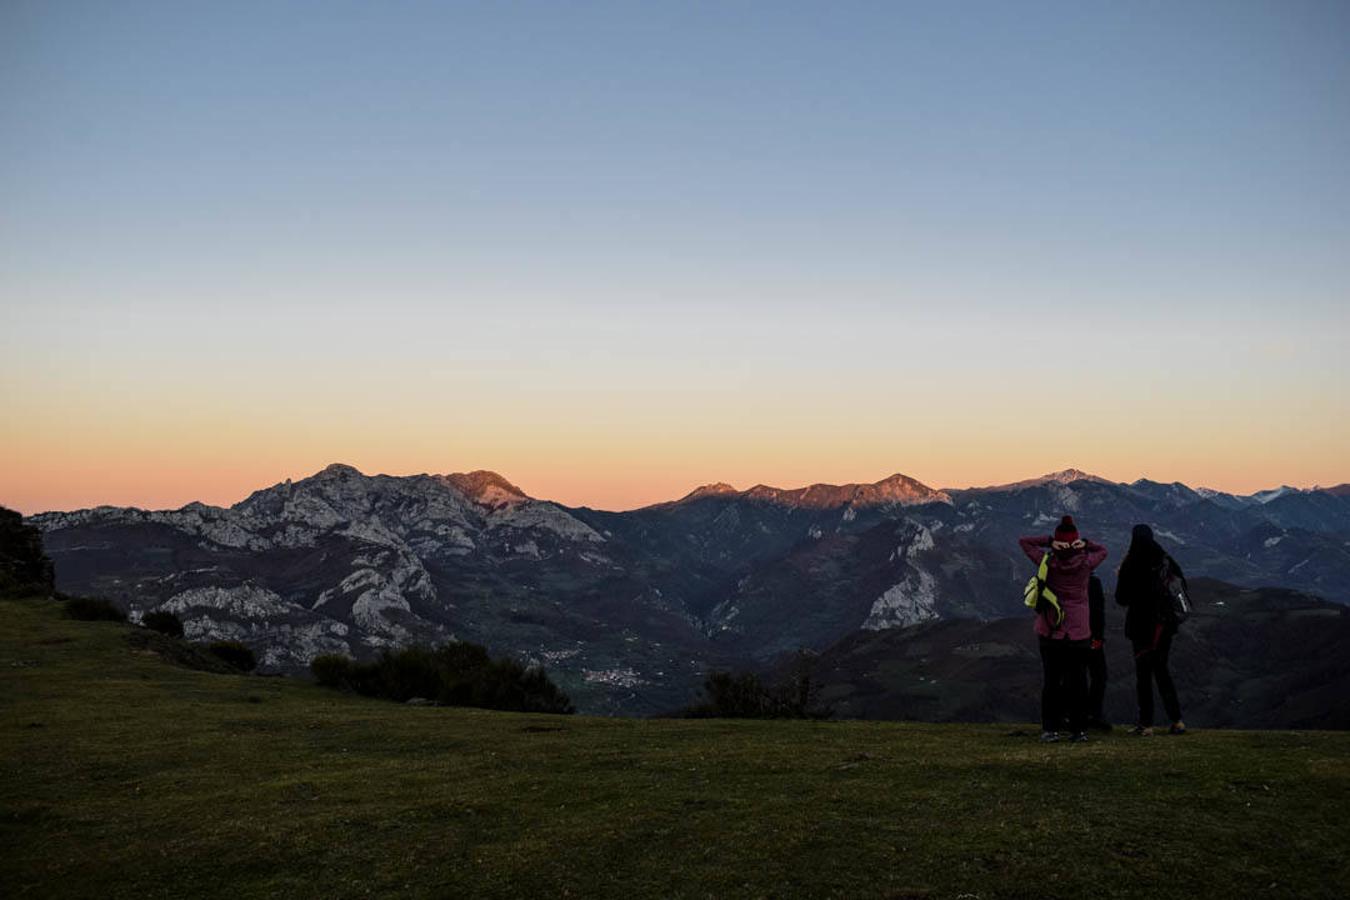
[1119,523,1164,577]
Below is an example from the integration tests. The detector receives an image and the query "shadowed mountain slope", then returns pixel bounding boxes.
[25,466,1350,713]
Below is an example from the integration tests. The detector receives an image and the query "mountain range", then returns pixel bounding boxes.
[26,464,1350,715]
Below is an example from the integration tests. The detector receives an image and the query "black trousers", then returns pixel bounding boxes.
[1039,637,1089,733]
[1087,646,1108,724]
[1134,629,1182,726]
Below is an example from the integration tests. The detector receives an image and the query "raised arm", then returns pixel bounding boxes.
[1018,535,1051,564]
[1082,539,1108,570]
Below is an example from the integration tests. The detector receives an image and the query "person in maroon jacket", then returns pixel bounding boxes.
[1019,515,1109,743]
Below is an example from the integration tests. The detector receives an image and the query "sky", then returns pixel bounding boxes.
[2,1,1348,514]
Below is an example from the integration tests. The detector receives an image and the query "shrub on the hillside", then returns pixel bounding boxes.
[436,640,493,678]
[461,654,573,714]
[141,610,185,638]
[207,640,257,672]
[683,671,781,718]
[0,506,55,598]
[309,641,574,714]
[63,596,127,623]
[310,653,356,688]
[377,645,446,701]
[126,628,235,674]
[683,653,830,719]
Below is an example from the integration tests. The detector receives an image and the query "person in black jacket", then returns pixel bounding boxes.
[1085,575,1110,731]
[1115,524,1186,735]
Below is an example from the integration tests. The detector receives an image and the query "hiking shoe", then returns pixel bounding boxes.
[1169,721,1187,736]
[1069,732,1089,743]
[1039,731,1060,743]
[1130,726,1154,737]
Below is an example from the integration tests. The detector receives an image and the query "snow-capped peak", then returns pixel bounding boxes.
[1038,468,1108,485]
[1247,486,1301,505]
[966,469,1112,493]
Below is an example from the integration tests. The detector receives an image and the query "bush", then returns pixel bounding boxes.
[459,657,575,714]
[207,640,257,672]
[141,610,184,638]
[127,628,235,674]
[63,596,126,623]
[683,653,830,719]
[310,641,574,714]
[376,645,446,702]
[310,653,356,688]
[0,506,55,598]
[436,640,493,677]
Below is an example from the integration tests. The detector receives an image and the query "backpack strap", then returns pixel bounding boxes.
[1038,552,1064,632]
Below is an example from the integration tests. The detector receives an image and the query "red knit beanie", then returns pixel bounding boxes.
[1054,515,1079,543]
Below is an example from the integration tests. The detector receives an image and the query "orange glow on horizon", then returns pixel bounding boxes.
[3,298,1345,516]
[2,446,1345,516]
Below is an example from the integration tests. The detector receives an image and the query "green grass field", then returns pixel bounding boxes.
[3,595,1348,899]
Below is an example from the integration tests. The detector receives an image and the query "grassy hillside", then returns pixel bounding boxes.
[3,595,1348,899]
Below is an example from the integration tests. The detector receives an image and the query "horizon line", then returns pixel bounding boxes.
[13,462,1347,518]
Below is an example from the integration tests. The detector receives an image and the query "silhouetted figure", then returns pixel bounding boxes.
[1115,524,1186,735]
[1019,515,1109,743]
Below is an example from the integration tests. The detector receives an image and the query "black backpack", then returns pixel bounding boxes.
[1157,557,1192,626]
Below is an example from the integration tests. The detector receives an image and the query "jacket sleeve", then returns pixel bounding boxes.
[1082,539,1108,569]
[1018,536,1050,564]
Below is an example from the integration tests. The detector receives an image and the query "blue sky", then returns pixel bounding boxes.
[2,1,1348,511]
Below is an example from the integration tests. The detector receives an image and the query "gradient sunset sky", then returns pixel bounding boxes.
[2,1,1348,514]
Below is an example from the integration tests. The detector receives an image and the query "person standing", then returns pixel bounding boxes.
[1115,524,1186,736]
[1019,516,1109,743]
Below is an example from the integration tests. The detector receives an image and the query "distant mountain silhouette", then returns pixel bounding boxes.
[664,473,949,509]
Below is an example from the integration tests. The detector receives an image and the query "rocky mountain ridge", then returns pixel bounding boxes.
[26,464,1350,713]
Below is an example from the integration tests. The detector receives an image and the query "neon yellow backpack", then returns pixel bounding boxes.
[1023,552,1064,627]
